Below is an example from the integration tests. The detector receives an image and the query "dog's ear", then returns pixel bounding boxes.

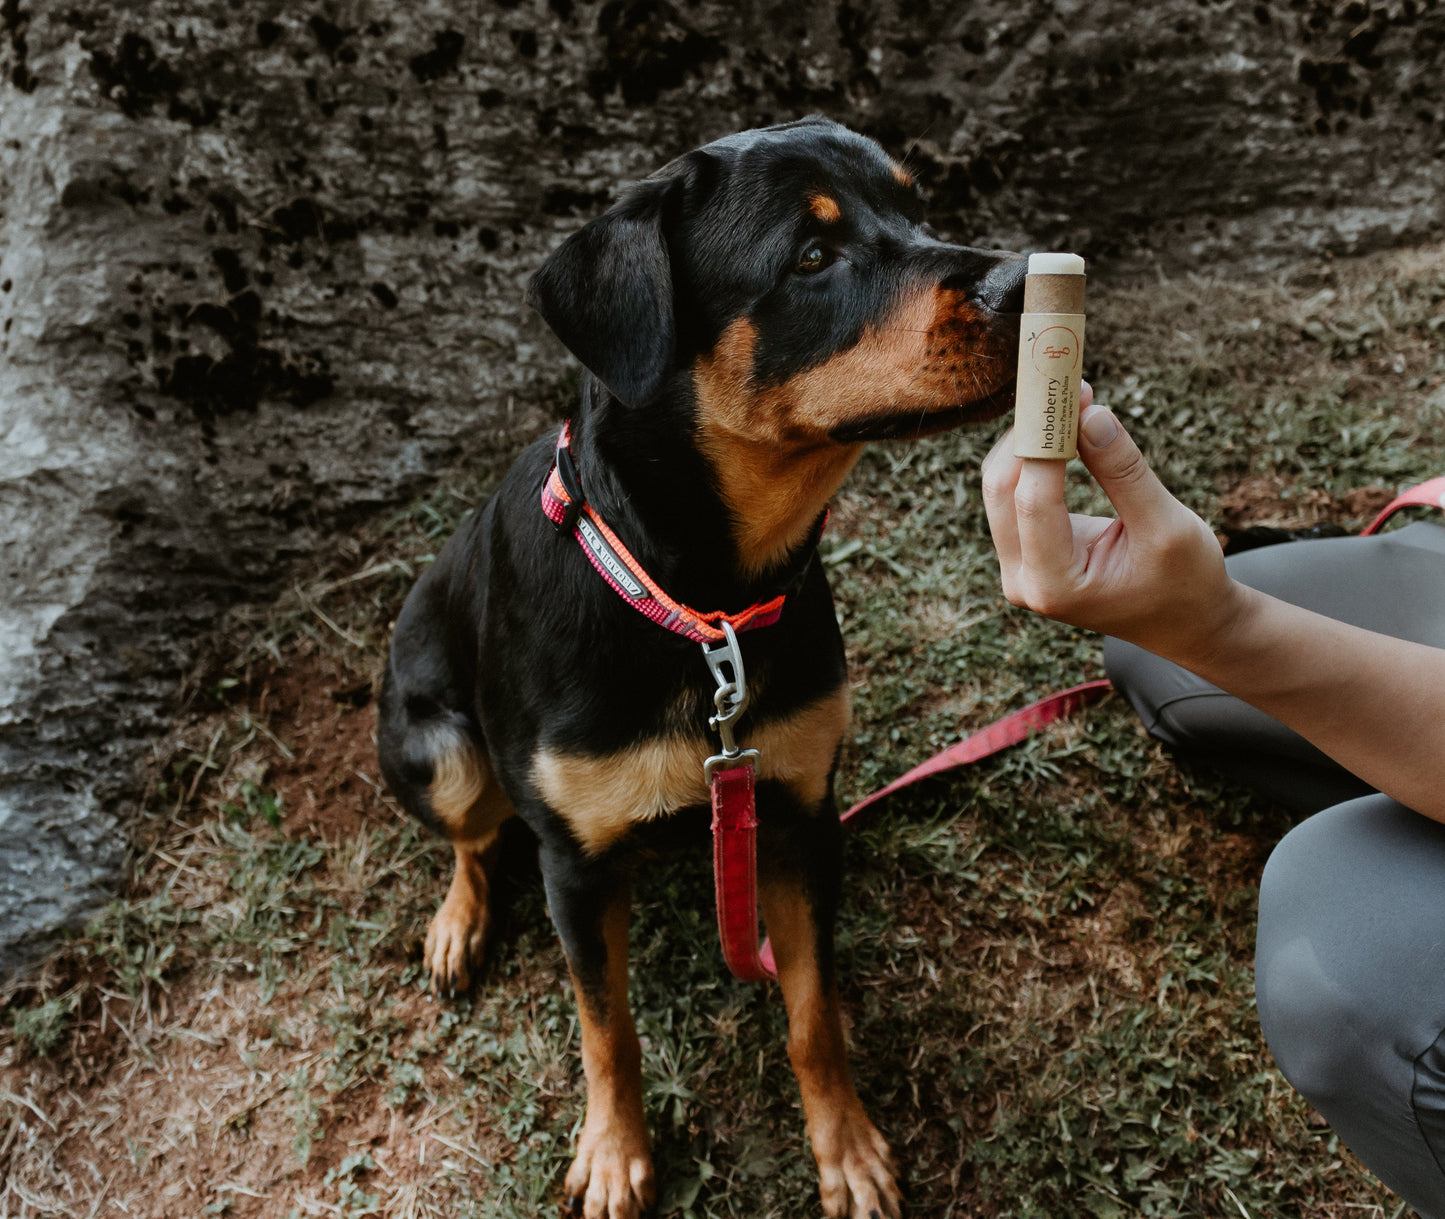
[527,175,681,407]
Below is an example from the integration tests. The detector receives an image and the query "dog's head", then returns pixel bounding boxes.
[529,117,1027,571]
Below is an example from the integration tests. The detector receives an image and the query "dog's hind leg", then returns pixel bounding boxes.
[419,722,515,993]
[379,698,515,993]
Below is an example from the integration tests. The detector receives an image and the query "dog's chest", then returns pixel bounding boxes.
[529,683,849,855]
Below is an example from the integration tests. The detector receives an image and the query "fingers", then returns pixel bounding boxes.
[1075,403,1176,532]
[981,427,1024,575]
[982,380,1111,611]
[1013,456,1077,589]
[983,381,1095,555]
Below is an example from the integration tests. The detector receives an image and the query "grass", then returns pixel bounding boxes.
[3,243,1444,1218]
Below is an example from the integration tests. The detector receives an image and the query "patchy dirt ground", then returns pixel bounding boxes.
[5,244,1443,1217]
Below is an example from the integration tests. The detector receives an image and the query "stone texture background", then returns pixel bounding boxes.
[2,0,1443,973]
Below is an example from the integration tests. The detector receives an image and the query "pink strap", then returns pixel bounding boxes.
[711,761,776,981]
[1362,476,1445,537]
[540,424,790,644]
[840,680,1114,824]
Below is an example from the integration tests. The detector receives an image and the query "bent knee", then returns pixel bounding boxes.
[1255,799,1438,1109]
[1255,932,1374,1106]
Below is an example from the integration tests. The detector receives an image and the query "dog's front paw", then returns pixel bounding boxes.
[562,1121,655,1219]
[423,884,488,995]
[810,1102,901,1219]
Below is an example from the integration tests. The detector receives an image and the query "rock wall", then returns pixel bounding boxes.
[2,0,1443,973]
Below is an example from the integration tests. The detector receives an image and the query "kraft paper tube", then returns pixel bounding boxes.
[1013,252,1086,459]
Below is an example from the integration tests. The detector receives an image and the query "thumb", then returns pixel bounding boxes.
[1076,406,1177,527]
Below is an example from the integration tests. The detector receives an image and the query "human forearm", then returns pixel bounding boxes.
[1172,583,1445,822]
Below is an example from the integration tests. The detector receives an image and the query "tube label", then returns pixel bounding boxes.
[1013,312,1085,460]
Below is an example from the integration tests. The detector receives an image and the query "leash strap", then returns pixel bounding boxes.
[701,624,775,980]
[840,680,1115,824]
[710,760,776,981]
[1362,476,1445,536]
[739,684,1109,982]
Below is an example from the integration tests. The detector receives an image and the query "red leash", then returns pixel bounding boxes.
[1363,476,1445,536]
[699,624,776,981]
[837,680,1114,827]
[710,760,777,981]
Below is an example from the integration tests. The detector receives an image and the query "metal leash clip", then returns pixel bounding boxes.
[701,620,760,782]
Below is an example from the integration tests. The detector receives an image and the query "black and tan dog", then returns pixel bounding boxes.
[378,117,1026,1219]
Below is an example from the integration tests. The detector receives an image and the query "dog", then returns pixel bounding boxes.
[378,116,1026,1219]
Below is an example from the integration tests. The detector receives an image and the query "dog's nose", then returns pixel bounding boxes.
[938,251,1029,314]
[974,254,1028,314]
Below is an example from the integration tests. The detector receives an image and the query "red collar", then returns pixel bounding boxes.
[540,421,822,645]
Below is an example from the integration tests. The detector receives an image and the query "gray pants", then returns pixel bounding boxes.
[1104,520,1445,1217]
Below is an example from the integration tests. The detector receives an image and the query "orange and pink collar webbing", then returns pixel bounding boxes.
[539,422,793,645]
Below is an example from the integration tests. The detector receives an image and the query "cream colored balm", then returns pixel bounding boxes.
[1013,252,1086,460]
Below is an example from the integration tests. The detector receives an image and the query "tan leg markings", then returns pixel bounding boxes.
[424,834,502,994]
[760,880,901,1219]
[424,734,514,993]
[563,894,656,1219]
[429,735,487,831]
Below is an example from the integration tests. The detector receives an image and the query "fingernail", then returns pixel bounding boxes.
[1083,409,1119,448]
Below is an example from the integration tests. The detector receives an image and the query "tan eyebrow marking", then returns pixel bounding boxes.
[891,162,914,188]
[808,193,842,224]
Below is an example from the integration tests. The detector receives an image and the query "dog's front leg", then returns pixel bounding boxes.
[540,842,655,1219]
[759,802,902,1219]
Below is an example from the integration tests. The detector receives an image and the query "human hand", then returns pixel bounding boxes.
[981,386,1247,668]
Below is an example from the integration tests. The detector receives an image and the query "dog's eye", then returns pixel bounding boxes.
[795,244,833,275]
